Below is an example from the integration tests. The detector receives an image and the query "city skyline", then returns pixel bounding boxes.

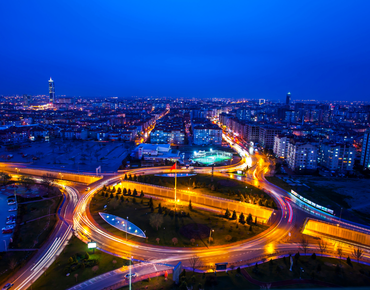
[1,1,370,100]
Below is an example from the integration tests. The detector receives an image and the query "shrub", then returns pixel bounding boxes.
[225,235,232,241]
[231,210,237,220]
[224,209,231,219]
[295,252,300,261]
[237,266,241,274]
[311,253,316,260]
[239,213,245,223]
[347,256,352,267]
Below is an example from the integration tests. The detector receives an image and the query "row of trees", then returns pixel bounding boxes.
[100,185,144,199]
[224,209,257,225]
[298,237,365,266]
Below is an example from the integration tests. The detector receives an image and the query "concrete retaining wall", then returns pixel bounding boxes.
[119,181,273,222]
[7,167,102,184]
[302,218,370,247]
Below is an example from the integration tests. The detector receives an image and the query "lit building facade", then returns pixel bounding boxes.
[48,77,55,103]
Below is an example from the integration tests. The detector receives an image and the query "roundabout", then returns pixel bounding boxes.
[72,166,290,269]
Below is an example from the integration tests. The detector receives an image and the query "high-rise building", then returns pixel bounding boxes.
[48,77,55,103]
[286,92,291,106]
[23,94,29,106]
[320,143,355,171]
[287,140,318,172]
[360,129,370,169]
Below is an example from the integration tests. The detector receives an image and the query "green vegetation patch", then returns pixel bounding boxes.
[32,236,128,290]
[90,193,268,248]
[246,255,370,288]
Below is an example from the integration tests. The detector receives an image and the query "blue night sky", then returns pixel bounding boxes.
[1,1,369,101]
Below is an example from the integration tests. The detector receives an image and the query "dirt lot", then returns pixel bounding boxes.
[269,176,370,224]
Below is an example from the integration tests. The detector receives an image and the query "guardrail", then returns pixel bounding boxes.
[302,218,370,248]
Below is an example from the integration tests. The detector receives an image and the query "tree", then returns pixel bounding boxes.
[124,174,127,180]
[352,247,363,265]
[189,255,202,273]
[150,214,163,231]
[92,265,99,275]
[9,258,17,271]
[346,256,352,267]
[225,235,232,241]
[318,239,328,257]
[246,213,253,225]
[127,189,132,195]
[133,189,138,196]
[40,174,53,189]
[224,209,231,219]
[239,213,245,223]
[337,246,343,264]
[189,200,192,210]
[231,210,237,220]
[123,188,127,195]
[116,187,122,195]
[140,190,144,198]
[299,237,309,255]
[158,203,162,213]
[172,237,178,245]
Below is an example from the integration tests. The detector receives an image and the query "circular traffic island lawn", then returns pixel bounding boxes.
[90,193,270,248]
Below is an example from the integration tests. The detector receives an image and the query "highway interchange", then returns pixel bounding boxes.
[2,136,370,290]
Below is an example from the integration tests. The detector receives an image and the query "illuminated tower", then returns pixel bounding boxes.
[286,92,291,106]
[48,77,55,103]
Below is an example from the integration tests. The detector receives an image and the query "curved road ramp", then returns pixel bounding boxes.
[68,263,174,290]
[302,218,370,248]
[1,164,102,184]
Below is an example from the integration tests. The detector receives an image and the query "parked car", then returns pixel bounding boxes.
[2,225,15,231]
[2,283,13,290]
[7,199,16,205]
[2,228,13,234]
[124,273,138,280]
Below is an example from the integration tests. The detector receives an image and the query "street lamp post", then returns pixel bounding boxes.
[209,229,214,243]
[129,255,133,290]
[126,216,128,241]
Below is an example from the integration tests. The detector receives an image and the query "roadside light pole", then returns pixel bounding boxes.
[129,255,133,290]
[209,229,214,243]
[126,216,128,241]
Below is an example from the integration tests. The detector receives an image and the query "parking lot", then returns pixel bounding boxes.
[0,189,17,252]
[0,140,134,173]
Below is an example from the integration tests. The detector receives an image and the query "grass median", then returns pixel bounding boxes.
[32,236,128,290]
